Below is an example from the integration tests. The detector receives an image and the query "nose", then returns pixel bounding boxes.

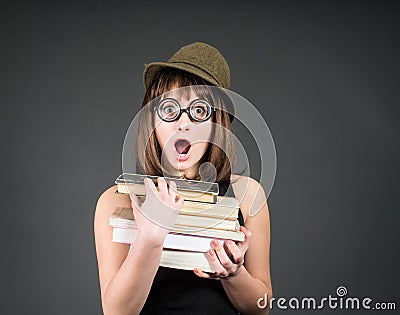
[177,109,192,131]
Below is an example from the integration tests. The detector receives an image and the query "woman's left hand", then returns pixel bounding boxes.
[193,226,252,280]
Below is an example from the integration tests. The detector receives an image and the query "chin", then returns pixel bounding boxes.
[160,156,191,172]
[175,160,197,171]
[172,159,202,174]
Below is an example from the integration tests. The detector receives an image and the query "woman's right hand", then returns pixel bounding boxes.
[129,177,184,247]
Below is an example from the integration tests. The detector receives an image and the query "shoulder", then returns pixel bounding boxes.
[95,185,131,211]
[94,185,131,227]
[230,174,266,202]
[230,174,268,222]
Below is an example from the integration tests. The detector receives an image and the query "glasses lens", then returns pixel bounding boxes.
[190,100,211,121]
[158,99,179,121]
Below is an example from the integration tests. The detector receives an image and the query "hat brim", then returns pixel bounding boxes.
[143,62,235,121]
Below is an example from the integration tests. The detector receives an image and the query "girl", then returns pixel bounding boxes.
[94,42,272,314]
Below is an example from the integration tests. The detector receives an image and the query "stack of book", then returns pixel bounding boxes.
[110,173,244,272]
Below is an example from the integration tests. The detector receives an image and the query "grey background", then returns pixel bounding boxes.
[1,1,399,314]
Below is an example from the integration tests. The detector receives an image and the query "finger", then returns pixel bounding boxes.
[240,225,252,238]
[168,180,177,201]
[193,269,221,280]
[156,177,168,197]
[207,249,229,277]
[237,226,252,253]
[193,268,211,279]
[211,240,235,271]
[175,195,184,210]
[143,177,158,197]
[224,240,244,265]
[222,241,233,257]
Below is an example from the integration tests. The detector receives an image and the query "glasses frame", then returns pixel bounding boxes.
[152,97,216,123]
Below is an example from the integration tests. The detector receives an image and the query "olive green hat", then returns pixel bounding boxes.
[143,42,231,90]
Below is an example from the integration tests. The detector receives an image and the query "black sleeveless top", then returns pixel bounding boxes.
[140,180,245,314]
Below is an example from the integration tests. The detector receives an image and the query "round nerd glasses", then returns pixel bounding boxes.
[153,98,216,122]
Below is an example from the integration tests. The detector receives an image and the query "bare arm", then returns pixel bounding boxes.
[94,178,183,315]
[100,235,163,315]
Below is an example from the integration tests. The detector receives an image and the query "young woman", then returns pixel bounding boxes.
[94,42,272,314]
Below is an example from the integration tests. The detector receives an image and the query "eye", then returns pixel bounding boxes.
[195,107,205,114]
[191,100,210,120]
[159,99,179,119]
[164,106,175,114]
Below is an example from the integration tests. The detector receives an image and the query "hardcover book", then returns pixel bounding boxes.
[115,173,219,203]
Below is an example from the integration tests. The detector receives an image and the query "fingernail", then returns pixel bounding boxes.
[212,240,219,247]
[208,250,214,257]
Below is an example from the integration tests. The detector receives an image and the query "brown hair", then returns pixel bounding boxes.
[135,67,236,184]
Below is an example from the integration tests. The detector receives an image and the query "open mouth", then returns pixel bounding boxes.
[174,139,192,155]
